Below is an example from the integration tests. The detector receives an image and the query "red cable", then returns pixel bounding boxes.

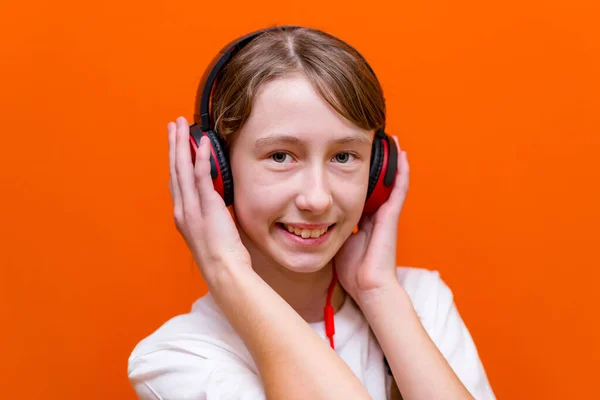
[324,260,337,350]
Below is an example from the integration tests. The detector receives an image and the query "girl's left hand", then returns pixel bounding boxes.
[334,136,410,302]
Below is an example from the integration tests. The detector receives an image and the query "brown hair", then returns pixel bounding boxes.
[209,26,386,142]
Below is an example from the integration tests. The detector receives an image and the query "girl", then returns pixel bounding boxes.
[128,26,496,400]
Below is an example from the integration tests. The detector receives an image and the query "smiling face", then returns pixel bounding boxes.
[229,72,374,273]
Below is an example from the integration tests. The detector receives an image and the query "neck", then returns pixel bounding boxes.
[242,243,346,323]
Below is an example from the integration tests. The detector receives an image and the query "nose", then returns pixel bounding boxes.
[295,166,333,215]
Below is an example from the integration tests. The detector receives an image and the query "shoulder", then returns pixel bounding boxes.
[129,292,241,361]
[394,265,468,349]
[394,266,454,327]
[394,266,496,399]
[395,265,445,295]
[128,293,265,399]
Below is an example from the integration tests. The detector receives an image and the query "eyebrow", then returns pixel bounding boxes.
[254,133,371,149]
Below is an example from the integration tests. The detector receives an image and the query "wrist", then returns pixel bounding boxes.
[203,259,255,292]
[355,280,412,315]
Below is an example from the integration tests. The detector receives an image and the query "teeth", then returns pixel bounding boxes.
[283,224,329,239]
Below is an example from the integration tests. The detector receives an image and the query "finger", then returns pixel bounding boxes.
[397,148,409,191]
[194,135,223,211]
[377,137,409,220]
[391,135,401,153]
[390,152,409,202]
[168,122,182,211]
[391,136,409,194]
[174,116,201,213]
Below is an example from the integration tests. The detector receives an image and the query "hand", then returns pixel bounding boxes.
[168,116,252,283]
[334,136,410,302]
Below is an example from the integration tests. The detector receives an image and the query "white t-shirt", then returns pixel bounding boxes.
[128,267,496,399]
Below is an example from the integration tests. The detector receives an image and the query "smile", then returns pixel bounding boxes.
[276,222,336,245]
[282,224,329,238]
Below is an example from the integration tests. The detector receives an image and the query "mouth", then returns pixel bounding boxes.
[275,222,336,248]
[276,222,336,239]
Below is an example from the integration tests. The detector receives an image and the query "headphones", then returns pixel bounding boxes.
[189,26,398,214]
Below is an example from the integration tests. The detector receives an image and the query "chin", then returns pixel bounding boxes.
[266,225,342,273]
[274,253,332,274]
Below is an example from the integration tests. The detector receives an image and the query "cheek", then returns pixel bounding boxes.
[231,165,287,226]
[332,170,370,211]
[336,189,367,227]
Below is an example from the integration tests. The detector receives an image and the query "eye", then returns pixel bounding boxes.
[332,152,355,163]
[271,152,290,163]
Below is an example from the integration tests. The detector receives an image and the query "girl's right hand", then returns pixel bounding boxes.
[168,116,252,283]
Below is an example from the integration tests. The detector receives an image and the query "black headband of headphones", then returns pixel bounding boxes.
[193,25,385,134]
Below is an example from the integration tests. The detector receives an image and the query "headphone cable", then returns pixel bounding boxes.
[324,260,338,350]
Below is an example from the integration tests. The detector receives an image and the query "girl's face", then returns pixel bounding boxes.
[229,73,373,273]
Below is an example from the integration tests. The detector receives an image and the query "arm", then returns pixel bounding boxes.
[127,267,371,400]
[166,116,371,400]
[356,281,474,400]
[334,143,493,399]
[207,264,371,400]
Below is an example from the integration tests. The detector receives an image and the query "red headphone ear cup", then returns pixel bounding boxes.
[204,130,233,206]
[366,136,384,199]
[188,124,234,206]
[364,132,398,214]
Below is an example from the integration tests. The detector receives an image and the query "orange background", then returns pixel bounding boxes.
[2,0,599,398]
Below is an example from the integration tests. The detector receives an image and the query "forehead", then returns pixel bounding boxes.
[234,73,372,145]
